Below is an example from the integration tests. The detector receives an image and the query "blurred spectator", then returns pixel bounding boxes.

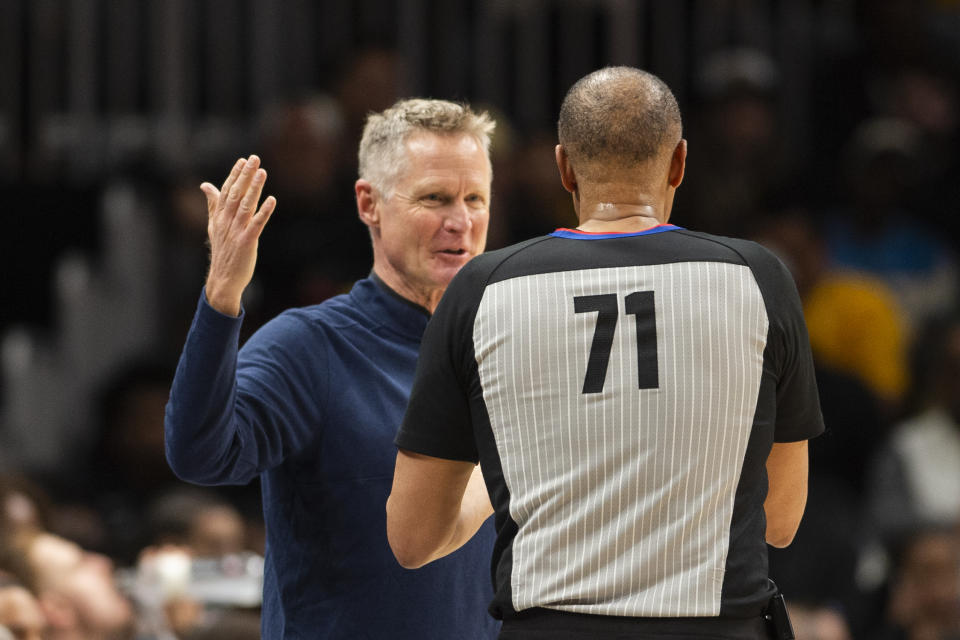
[823,118,958,326]
[80,360,181,563]
[0,528,134,640]
[804,273,908,408]
[130,546,203,638]
[808,364,890,499]
[677,48,789,236]
[335,48,405,150]
[0,475,50,534]
[809,0,959,200]
[495,130,576,245]
[754,209,909,410]
[258,95,347,206]
[145,489,246,557]
[0,580,46,640]
[1,475,107,581]
[885,62,960,241]
[252,94,369,323]
[768,475,865,635]
[92,360,175,495]
[754,210,900,430]
[875,526,960,640]
[788,601,853,640]
[868,315,960,541]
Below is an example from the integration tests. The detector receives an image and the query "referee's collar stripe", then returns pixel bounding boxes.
[550,224,682,240]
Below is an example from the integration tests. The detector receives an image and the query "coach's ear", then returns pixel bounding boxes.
[555,145,578,195]
[356,179,380,229]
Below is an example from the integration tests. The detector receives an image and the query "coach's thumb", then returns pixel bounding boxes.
[199,182,219,210]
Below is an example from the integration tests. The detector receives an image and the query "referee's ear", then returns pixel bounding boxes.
[555,145,578,195]
[668,139,687,189]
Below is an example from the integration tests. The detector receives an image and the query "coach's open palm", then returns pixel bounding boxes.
[201,155,277,316]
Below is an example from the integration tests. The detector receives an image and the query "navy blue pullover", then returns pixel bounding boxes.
[165,276,499,639]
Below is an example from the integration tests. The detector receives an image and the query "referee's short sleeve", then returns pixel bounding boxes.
[765,252,825,443]
[396,262,486,462]
[735,239,825,443]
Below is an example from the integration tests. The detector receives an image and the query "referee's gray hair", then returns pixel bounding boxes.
[358,98,496,198]
[558,67,682,177]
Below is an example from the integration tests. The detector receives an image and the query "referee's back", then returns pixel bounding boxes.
[454,224,822,620]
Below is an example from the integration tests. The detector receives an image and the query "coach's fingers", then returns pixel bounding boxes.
[218,157,246,204]
[225,155,261,218]
[251,195,277,236]
[236,168,267,227]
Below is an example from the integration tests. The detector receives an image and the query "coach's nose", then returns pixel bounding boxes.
[442,199,473,234]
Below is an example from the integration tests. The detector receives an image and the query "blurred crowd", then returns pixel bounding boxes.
[2,0,960,638]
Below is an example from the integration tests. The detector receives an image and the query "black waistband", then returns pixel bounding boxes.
[500,608,768,639]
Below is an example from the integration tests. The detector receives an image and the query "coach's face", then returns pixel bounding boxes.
[360,131,491,310]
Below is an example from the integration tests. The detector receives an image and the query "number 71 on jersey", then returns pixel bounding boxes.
[574,291,658,394]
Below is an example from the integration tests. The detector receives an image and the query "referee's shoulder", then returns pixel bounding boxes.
[457,235,553,281]
[476,235,552,264]
[674,228,787,272]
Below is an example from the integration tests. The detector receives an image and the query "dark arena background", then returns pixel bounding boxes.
[1,1,959,638]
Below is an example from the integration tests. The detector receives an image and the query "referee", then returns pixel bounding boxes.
[386,66,823,639]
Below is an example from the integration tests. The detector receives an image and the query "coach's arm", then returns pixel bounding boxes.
[386,449,494,569]
[764,440,808,548]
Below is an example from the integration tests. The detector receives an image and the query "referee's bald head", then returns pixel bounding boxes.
[558,67,682,179]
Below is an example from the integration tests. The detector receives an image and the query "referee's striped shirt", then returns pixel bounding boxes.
[397,225,824,628]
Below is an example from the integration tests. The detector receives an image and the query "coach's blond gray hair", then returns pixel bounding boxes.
[358,99,496,197]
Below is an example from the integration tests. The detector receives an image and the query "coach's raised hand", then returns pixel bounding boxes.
[201,155,277,316]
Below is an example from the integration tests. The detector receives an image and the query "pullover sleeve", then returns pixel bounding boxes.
[164,290,327,485]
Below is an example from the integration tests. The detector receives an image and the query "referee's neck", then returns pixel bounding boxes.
[576,202,667,234]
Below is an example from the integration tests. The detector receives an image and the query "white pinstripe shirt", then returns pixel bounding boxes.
[397,225,824,623]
